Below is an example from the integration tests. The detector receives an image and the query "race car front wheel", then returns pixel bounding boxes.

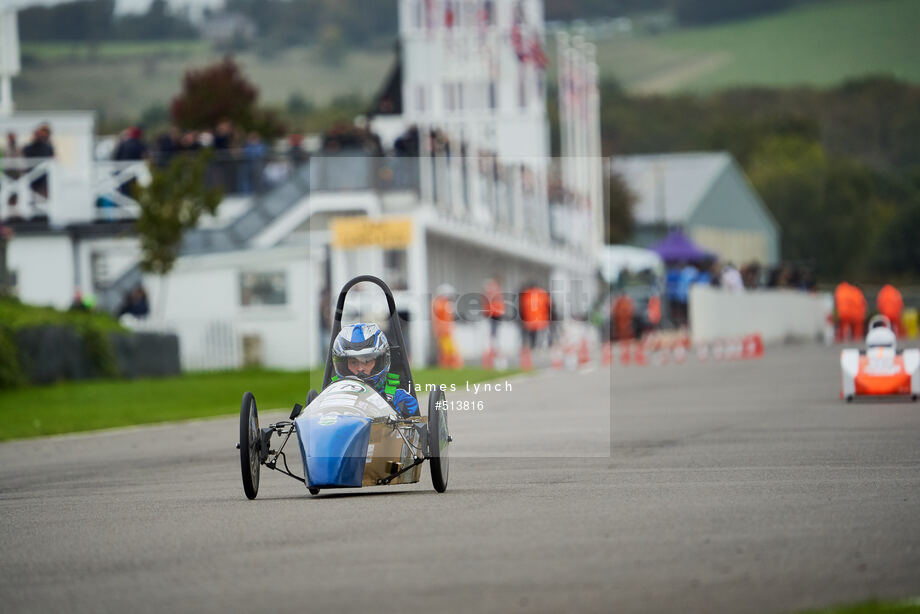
[239,391,261,500]
[428,389,450,493]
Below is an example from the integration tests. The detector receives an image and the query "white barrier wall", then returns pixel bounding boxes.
[689,285,831,345]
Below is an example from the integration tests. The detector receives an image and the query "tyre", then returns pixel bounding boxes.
[239,391,261,500]
[308,488,320,495]
[427,389,450,493]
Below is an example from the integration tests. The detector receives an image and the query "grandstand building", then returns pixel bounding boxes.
[0,0,604,369]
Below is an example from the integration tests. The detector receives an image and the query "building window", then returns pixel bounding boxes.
[384,250,408,291]
[240,271,287,306]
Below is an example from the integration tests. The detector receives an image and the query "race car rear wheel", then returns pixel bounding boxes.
[239,391,261,500]
[428,389,450,493]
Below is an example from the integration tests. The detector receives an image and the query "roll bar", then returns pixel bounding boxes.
[868,314,892,330]
[321,275,415,396]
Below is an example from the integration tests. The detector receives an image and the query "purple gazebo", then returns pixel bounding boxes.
[650,230,716,263]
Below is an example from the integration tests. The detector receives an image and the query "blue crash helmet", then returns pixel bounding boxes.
[332,323,391,387]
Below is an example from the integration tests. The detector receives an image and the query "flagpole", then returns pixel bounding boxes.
[585,43,603,256]
[555,31,570,240]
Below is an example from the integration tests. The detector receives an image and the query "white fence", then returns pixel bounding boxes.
[0,157,57,221]
[125,318,241,372]
[93,161,148,220]
[689,285,832,345]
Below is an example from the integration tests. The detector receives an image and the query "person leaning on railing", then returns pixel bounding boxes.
[21,124,55,200]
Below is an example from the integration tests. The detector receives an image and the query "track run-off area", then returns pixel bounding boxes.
[1,343,918,614]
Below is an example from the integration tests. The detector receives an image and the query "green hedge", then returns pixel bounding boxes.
[0,298,126,389]
[0,298,125,333]
[0,325,23,388]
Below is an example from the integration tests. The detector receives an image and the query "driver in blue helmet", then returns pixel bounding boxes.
[331,323,419,417]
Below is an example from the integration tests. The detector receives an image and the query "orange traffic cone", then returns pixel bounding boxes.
[601,342,613,366]
[551,345,564,369]
[633,341,648,366]
[564,343,577,370]
[672,342,687,364]
[742,333,764,359]
[578,338,591,366]
[482,347,494,369]
[520,346,533,371]
[696,343,710,362]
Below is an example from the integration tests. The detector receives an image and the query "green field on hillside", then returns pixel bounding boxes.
[596,0,920,93]
[21,39,208,61]
[14,0,920,122]
[16,42,392,125]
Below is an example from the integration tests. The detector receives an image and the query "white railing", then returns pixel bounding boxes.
[93,161,149,221]
[0,157,56,221]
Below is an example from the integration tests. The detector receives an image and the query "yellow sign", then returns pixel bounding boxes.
[331,217,413,250]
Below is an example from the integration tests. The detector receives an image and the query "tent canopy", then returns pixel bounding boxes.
[650,230,716,263]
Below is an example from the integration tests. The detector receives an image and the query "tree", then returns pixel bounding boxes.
[869,173,920,277]
[170,57,285,138]
[606,170,636,244]
[747,135,884,279]
[747,136,830,270]
[134,151,222,278]
[115,0,197,40]
[18,0,116,42]
[871,200,920,277]
[171,57,257,130]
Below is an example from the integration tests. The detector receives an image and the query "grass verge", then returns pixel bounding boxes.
[799,599,920,614]
[0,366,518,441]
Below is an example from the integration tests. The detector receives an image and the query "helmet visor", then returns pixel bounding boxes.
[332,353,389,381]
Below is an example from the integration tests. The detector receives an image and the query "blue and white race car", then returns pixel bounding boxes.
[237,275,450,498]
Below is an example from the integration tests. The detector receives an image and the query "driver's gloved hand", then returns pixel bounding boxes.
[393,389,419,417]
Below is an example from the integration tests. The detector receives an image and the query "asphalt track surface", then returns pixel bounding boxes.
[1,343,919,614]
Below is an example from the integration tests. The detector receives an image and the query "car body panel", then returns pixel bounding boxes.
[294,379,423,488]
[841,344,920,400]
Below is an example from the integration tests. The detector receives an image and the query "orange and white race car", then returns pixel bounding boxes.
[840,316,919,402]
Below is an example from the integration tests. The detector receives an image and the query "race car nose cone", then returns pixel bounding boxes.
[295,414,372,488]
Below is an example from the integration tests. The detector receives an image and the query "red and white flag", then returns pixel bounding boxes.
[444,0,456,30]
[528,36,549,70]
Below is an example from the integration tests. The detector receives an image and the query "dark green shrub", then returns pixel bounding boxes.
[79,326,121,379]
[0,326,24,389]
[0,298,125,384]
